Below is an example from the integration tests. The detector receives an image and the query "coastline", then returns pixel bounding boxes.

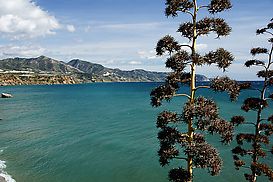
[0,74,82,86]
[0,176,7,182]
[0,161,15,182]
[0,73,165,86]
[0,80,159,87]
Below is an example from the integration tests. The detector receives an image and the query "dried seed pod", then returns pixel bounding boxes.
[157,111,179,128]
[257,70,273,78]
[241,98,268,112]
[210,76,240,101]
[177,22,194,40]
[168,167,191,182]
[251,47,268,56]
[165,0,194,17]
[204,48,234,70]
[245,60,265,67]
[156,35,181,56]
[208,0,232,14]
[231,116,245,126]
[166,51,190,71]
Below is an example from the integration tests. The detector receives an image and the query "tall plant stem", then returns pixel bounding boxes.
[251,44,273,182]
[187,0,197,181]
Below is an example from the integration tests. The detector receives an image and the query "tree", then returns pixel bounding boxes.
[150,0,236,181]
[231,18,273,182]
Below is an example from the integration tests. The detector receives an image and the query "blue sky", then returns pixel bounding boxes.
[0,0,272,80]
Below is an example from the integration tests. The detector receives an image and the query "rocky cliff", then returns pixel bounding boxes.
[0,74,80,86]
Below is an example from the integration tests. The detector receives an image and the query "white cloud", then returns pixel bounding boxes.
[137,44,207,60]
[67,24,76,32]
[98,22,163,30]
[84,25,92,33]
[0,0,60,39]
[129,61,141,65]
[137,50,157,60]
[196,43,208,51]
[0,45,45,58]
[137,44,208,61]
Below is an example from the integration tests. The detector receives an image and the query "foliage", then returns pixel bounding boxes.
[231,19,273,182]
[150,0,235,181]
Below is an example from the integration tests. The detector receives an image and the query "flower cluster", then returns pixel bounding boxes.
[236,133,255,145]
[232,146,248,156]
[256,18,273,36]
[210,76,240,101]
[260,124,273,136]
[245,59,265,67]
[168,167,191,182]
[178,18,231,40]
[234,159,245,170]
[230,116,245,126]
[166,51,190,71]
[158,126,181,166]
[165,0,194,17]
[241,98,268,112]
[209,18,232,37]
[150,84,178,107]
[156,35,180,56]
[157,111,180,128]
[257,70,273,78]
[183,97,233,143]
[251,47,269,56]
[183,97,218,123]
[208,0,232,14]
[158,144,179,166]
[208,118,234,144]
[185,143,223,175]
[204,48,234,70]
[177,22,194,40]
[251,163,273,181]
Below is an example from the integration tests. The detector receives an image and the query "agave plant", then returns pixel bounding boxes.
[150,0,237,181]
[231,18,273,182]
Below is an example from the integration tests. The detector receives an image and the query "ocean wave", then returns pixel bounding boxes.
[0,160,16,182]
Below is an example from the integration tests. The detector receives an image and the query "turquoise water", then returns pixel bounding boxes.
[0,83,272,182]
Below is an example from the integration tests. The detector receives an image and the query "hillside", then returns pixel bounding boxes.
[0,56,81,74]
[68,59,209,82]
[0,56,209,84]
[68,59,167,82]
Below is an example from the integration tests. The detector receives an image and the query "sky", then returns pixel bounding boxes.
[0,0,272,80]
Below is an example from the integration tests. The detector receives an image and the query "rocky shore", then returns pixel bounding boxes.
[0,176,6,182]
[0,74,81,86]
[0,176,7,182]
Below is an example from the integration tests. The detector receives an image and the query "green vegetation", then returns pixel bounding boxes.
[0,56,208,83]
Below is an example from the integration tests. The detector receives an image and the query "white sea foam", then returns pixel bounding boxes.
[0,160,16,182]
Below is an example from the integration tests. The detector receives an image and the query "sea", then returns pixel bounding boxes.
[0,82,272,182]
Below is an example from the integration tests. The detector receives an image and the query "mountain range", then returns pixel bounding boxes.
[0,56,209,83]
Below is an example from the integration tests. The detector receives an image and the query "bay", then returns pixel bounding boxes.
[0,82,272,182]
